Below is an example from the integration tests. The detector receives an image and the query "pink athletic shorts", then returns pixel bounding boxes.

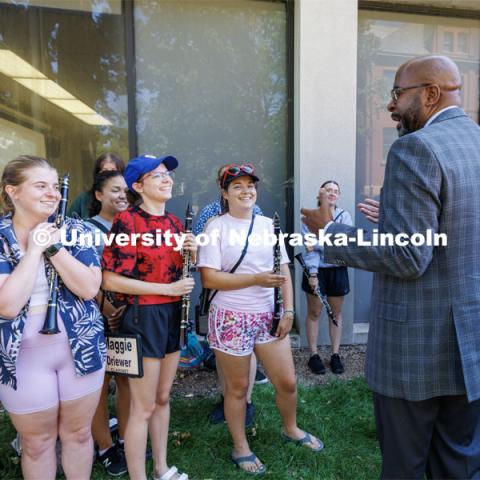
[208,304,277,356]
[0,310,104,414]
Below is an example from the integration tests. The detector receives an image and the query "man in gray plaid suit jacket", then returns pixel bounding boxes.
[302,56,480,479]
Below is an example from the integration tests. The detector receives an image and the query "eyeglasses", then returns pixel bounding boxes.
[390,83,433,102]
[390,83,462,103]
[221,163,255,187]
[142,170,175,182]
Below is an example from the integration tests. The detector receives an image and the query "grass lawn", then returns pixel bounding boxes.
[0,377,380,479]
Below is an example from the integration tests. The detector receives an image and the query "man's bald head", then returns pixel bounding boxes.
[397,56,462,105]
[401,56,460,86]
[388,56,462,136]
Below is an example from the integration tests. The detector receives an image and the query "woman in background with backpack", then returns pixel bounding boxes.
[301,180,353,376]
[87,170,130,477]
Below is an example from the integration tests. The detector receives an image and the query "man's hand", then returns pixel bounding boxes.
[357,198,379,224]
[301,188,333,232]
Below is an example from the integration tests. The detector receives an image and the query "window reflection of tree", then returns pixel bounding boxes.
[134,2,288,221]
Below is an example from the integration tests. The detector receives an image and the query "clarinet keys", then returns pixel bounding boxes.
[270,212,283,336]
[179,203,194,350]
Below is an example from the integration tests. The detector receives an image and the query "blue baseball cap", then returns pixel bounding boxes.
[125,154,178,191]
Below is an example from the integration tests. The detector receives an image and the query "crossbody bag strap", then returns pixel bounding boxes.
[333,209,344,223]
[208,214,256,305]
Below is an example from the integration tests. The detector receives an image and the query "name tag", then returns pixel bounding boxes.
[105,333,143,377]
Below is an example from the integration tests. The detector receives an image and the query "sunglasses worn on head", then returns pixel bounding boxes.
[221,163,255,187]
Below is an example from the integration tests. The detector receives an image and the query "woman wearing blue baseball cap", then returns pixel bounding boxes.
[102,154,196,480]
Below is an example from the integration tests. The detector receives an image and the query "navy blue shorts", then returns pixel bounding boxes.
[301,267,350,297]
[121,302,181,359]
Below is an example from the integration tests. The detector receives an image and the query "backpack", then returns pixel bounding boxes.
[178,332,205,369]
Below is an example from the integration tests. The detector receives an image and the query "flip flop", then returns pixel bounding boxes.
[281,430,324,452]
[231,453,266,475]
[153,466,188,480]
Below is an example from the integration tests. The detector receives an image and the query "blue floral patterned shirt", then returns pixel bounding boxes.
[0,215,106,389]
[193,198,263,235]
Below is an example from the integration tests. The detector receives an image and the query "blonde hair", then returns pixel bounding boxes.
[1,155,55,214]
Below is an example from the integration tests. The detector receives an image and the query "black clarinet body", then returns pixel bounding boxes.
[179,204,194,349]
[40,173,69,335]
[270,212,283,336]
[294,253,338,327]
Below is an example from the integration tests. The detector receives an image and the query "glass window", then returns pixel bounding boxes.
[382,128,397,165]
[132,0,288,222]
[0,0,128,200]
[458,32,469,53]
[443,31,454,52]
[356,10,480,323]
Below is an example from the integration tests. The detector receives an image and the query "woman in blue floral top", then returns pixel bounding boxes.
[0,156,105,480]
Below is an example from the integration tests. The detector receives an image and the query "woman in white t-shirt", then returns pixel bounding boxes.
[197,164,323,475]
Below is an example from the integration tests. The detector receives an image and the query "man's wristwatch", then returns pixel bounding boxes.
[45,243,63,259]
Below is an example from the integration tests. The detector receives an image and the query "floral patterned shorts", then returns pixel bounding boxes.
[208,304,277,356]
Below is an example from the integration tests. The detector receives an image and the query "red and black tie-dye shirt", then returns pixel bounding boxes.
[102,205,183,305]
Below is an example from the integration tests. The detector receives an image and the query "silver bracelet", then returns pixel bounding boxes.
[283,309,295,316]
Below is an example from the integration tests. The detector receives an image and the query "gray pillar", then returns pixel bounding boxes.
[294,0,358,347]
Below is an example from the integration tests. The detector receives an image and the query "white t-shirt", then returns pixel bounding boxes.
[29,257,49,307]
[197,213,289,313]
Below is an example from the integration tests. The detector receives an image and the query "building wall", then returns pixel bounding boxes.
[294,0,358,345]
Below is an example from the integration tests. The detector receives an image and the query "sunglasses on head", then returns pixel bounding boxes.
[221,163,255,187]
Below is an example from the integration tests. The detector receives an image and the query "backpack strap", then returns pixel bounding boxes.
[86,218,110,234]
[164,212,181,234]
[130,212,140,324]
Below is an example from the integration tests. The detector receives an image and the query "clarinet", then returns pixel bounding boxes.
[294,253,338,327]
[40,174,69,335]
[270,212,283,336]
[179,204,194,350]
